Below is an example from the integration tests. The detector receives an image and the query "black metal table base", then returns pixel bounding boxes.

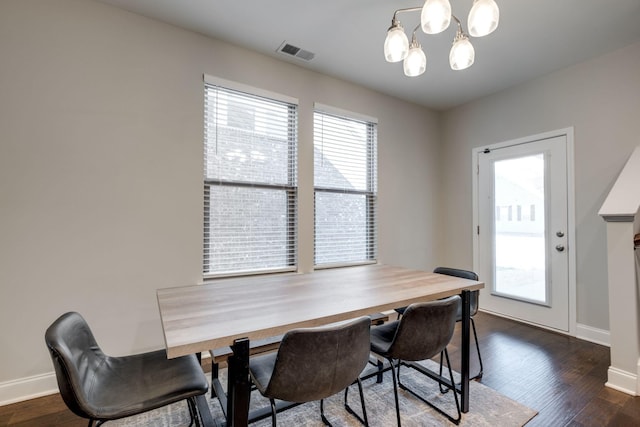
[460,289,470,413]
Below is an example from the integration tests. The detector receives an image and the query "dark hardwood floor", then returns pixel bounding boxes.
[2,312,639,426]
[447,312,640,426]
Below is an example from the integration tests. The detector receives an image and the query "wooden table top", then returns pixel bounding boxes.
[157,264,484,358]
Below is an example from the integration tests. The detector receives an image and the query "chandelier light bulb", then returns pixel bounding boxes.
[403,39,426,77]
[383,1,498,76]
[468,0,500,37]
[421,0,452,34]
[384,22,409,62]
[449,34,475,70]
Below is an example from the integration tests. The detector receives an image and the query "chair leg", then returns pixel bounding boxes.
[388,358,402,427]
[438,351,448,394]
[471,317,483,379]
[187,397,202,427]
[399,350,461,424]
[357,378,369,427]
[438,317,484,384]
[320,399,334,426]
[187,398,195,427]
[366,355,385,383]
[269,398,277,427]
[344,379,369,426]
[442,349,462,423]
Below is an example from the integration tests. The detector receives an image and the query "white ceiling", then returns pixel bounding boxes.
[97,0,640,111]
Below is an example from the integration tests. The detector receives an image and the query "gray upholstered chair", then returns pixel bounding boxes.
[45,312,209,427]
[249,316,371,426]
[395,267,483,380]
[370,296,461,425]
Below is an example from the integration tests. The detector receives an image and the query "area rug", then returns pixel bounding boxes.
[111,359,537,426]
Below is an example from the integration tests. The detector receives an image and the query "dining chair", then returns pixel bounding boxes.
[369,296,461,425]
[249,316,371,426]
[433,267,483,380]
[395,266,483,380]
[45,312,209,427]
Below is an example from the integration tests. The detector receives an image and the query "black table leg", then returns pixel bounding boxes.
[227,338,250,427]
[460,289,470,413]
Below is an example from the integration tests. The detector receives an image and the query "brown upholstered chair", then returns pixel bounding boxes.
[45,312,209,427]
[249,316,371,426]
[370,296,461,425]
[395,267,483,380]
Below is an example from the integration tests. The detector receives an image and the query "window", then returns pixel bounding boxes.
[313,105,377,267]
[204,76,298,276]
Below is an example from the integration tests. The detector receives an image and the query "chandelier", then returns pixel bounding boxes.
[384,0,500,77]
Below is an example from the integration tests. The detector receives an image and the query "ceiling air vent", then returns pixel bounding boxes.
[277,41,315,61]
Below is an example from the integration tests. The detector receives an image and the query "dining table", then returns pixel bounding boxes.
[157,264,484,427]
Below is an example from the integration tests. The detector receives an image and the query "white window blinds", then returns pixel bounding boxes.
[204,80,298,276]
[313,107,377,267]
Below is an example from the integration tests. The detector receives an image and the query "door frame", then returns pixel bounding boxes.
[472,127,577,336]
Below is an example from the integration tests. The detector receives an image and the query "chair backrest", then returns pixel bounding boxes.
[433,267,479,317]
[264,316,371,403]
[44,312,105,419]
[386,295,460,362]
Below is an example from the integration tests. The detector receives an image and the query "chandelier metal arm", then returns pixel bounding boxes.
[451,14,467,38]
[407,14,462,44]
[392,6,423,21]
[393,7,462,28]
[391,8,464,37]
[411,23,421,36]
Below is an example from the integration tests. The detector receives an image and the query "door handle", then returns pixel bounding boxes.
[555,244,565,252]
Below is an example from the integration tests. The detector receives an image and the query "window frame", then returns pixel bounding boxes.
[313,103,378,268]
[203,75,298,278]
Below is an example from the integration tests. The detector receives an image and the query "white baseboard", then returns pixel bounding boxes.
[576,323,610,347]
[0,372,58,406]
[606,366,638,396]
[479,308,611,346]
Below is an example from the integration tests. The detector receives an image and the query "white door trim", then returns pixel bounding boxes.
[472,127,576,336]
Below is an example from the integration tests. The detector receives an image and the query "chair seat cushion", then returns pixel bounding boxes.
[88,350,208,419]
[370,320,400,357]
[248,352,277,396]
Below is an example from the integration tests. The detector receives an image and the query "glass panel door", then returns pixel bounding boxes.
[476,134,570,332]
[493,154,548,305]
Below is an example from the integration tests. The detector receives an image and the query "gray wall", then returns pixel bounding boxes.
[440,40,640,331]
[2,0,638,402]
[0,0,442,394]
